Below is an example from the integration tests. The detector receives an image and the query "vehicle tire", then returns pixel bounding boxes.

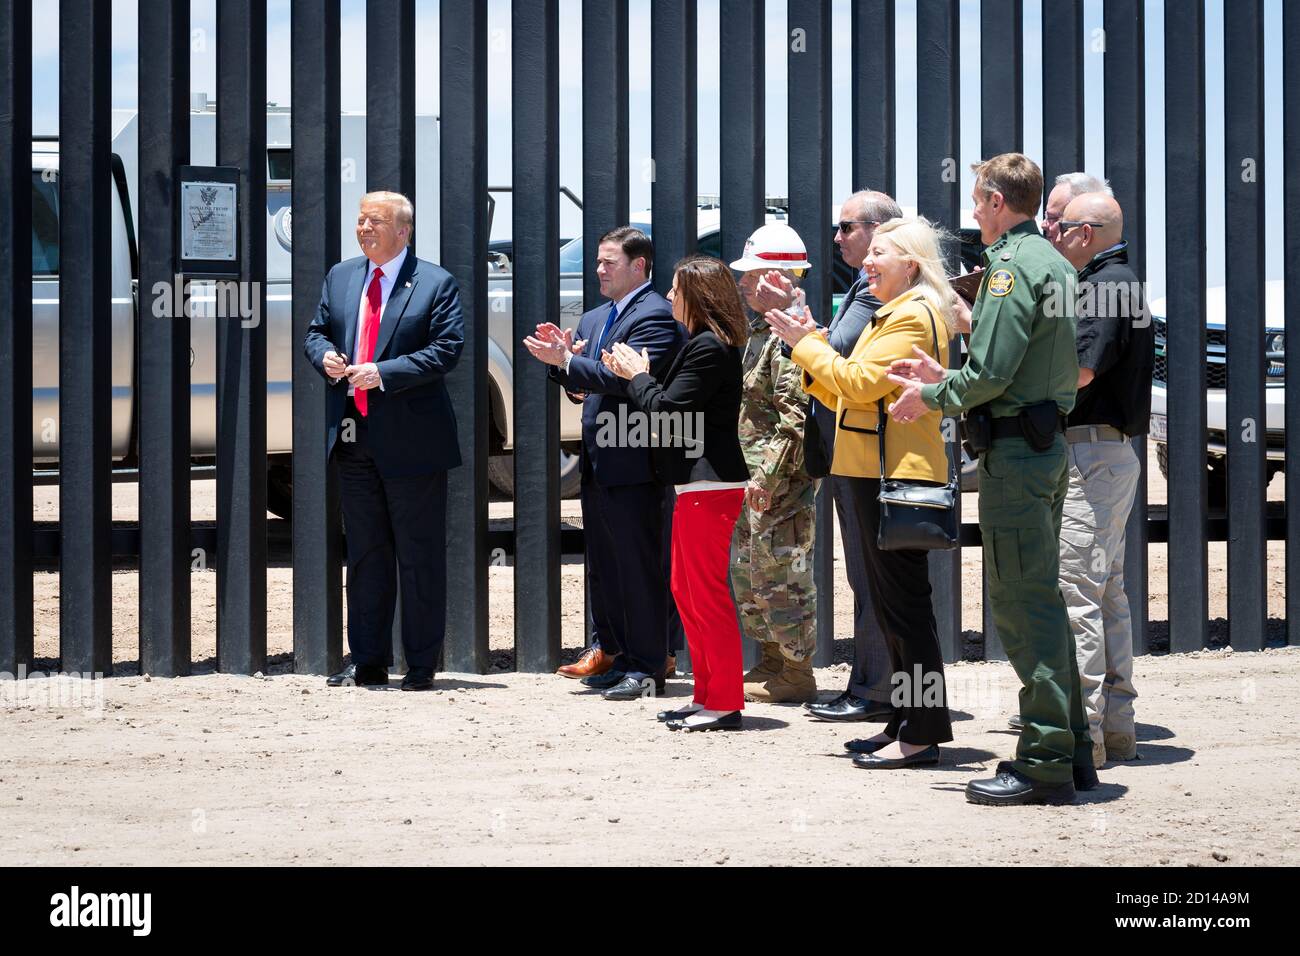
[267,462,293,520]
[488,448,583,499]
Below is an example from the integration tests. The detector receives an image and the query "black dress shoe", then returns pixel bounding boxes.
[658,706,702,722]
[326,663,389,687]
[1073,762,1099,792]
[666,711,742,732]
[804,689,850,711]
[400,667,435,691]
[581,669,627,690]
[843,737,893,755]
[853,744,941,769]
[601,675,665,701]
[806,694,893,723]
[1008,714,1025,731]
[965,761,1077,806]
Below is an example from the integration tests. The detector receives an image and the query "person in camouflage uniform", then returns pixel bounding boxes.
[730,224,819,704]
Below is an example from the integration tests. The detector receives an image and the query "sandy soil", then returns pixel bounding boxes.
[7,443,1295,865]
[2,647,1298,866]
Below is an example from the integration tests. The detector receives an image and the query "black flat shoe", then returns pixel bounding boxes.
[806,694,893,723]
[965,761,1077,806]
[581,669,627,690]
[400,667,435,691]
[1073,762,1099,792]
[326,663,389,687]
[852,744,940,768]
[804,689,850,711]
[667,711,742,732]
[843,737,893,755]
[602,675,666,701]
[658,706,702,722]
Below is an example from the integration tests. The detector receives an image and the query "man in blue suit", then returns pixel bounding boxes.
[524,226,686,700]
[304,191,464,691]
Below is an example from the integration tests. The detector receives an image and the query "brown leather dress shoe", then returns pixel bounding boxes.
[665,656,677,678]
[556,646,616,679]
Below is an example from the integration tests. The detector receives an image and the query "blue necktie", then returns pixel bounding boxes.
[597,302,618,353]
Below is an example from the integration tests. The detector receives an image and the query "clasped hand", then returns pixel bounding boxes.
[762,305,819,350]
[601,341,650,380]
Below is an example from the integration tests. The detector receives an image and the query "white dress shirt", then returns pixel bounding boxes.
[348,245,408,394]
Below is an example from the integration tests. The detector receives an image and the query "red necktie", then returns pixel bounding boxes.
[355,266,384,416]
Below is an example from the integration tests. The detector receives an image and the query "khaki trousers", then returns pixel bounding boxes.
[1058,437,1141,745]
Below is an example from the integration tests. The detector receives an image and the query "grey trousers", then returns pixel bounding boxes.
[1058,437,1141,744]
[831,475,892,703]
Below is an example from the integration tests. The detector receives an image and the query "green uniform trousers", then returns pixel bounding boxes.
[979,434,1092,783]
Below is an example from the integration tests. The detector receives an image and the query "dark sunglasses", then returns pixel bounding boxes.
[1057,219,1105,235]
[835,219,881,235]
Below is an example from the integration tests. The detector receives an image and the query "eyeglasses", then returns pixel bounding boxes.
[1042,213,1062,227]
[835,219,881,235]
[1057,219,1105,235]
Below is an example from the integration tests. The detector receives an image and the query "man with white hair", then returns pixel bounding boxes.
[305,191,465,692]
[1041,171,1112,245]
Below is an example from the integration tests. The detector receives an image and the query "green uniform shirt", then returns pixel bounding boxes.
[921,219,1079,418]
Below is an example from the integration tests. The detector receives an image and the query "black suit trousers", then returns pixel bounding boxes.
[334,402,448,671]
[580,476,669,678]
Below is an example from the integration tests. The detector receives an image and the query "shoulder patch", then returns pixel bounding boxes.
[987,269,1015,297]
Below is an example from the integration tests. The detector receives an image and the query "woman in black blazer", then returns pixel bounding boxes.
[604,255,750,732]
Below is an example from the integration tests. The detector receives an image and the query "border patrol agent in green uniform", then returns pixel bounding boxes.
[887,153,1097,806]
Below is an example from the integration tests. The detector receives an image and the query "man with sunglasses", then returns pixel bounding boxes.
[1041,171,1110,245]
[751,190,903,723]
[1050,191,1153,769]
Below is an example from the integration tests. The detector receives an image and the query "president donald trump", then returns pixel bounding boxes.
[304,191,464,691]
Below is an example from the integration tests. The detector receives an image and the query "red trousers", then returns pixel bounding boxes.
[671,488,746,712]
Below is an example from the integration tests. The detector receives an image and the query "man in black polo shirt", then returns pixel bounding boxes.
[1050,190,1154,768]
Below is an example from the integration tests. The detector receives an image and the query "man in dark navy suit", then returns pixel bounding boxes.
[304,191,464,691]
[524,226,686,700]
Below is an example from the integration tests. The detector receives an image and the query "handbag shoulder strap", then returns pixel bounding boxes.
[875,298,953,485]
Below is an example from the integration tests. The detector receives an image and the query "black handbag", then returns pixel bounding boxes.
[874,301,959,552]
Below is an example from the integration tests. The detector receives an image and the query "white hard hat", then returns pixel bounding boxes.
[729,222,813,273]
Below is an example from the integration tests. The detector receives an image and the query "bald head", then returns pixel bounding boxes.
[1055,192,1124,269]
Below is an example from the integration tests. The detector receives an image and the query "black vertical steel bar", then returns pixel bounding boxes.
[1163,0,1208,653]
[58,0,113,675]
[1103,0,1148,652]
[1040,0,1084,196]
[1285,0,1300,647]
[291,0,343,675]
[720,0,763,669]
[650,0,697,292]
[980,0,1022,156]
[511,0,561,671]
[1223,0,1267,651]
[915,0,961,664]
[0,0,32,676]
[0,0,32,675]
[851,0,895,195]
[581,0,629,658]
[215,0,268,674]
[138,0,192,676]
[787,0,833,666]
[440,0,490,673]
[366,0,416,210]
[719,0,763,265]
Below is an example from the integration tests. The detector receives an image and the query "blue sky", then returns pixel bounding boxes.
[30,0,1288,303]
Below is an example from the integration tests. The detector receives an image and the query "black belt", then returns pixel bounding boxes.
[989,414,1065,441]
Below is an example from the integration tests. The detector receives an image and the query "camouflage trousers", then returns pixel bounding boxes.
[730,484,818,662]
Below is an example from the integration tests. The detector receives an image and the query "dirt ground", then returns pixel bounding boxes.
[5,444,1297,866]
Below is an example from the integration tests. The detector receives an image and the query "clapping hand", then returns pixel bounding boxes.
[602,342,650,380]
[763,306,819,350]
[523,322,578,367]
[888,345,946,385]
[752,270,796,312]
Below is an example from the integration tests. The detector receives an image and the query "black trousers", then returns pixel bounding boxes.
[334,403,448,671]
[830,475,893,704]
[838,475,952,745]
[581,477,669,678]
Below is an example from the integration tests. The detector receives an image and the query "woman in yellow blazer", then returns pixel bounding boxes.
[766,216,955,769]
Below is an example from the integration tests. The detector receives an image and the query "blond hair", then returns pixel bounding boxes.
[872,216,957,337]
[360,190,415,237]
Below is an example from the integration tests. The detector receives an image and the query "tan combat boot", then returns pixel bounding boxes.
[1092,740,1107,769]
[1104,731,1138,761]
[745,654,817,704]
[742,641,783,686]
